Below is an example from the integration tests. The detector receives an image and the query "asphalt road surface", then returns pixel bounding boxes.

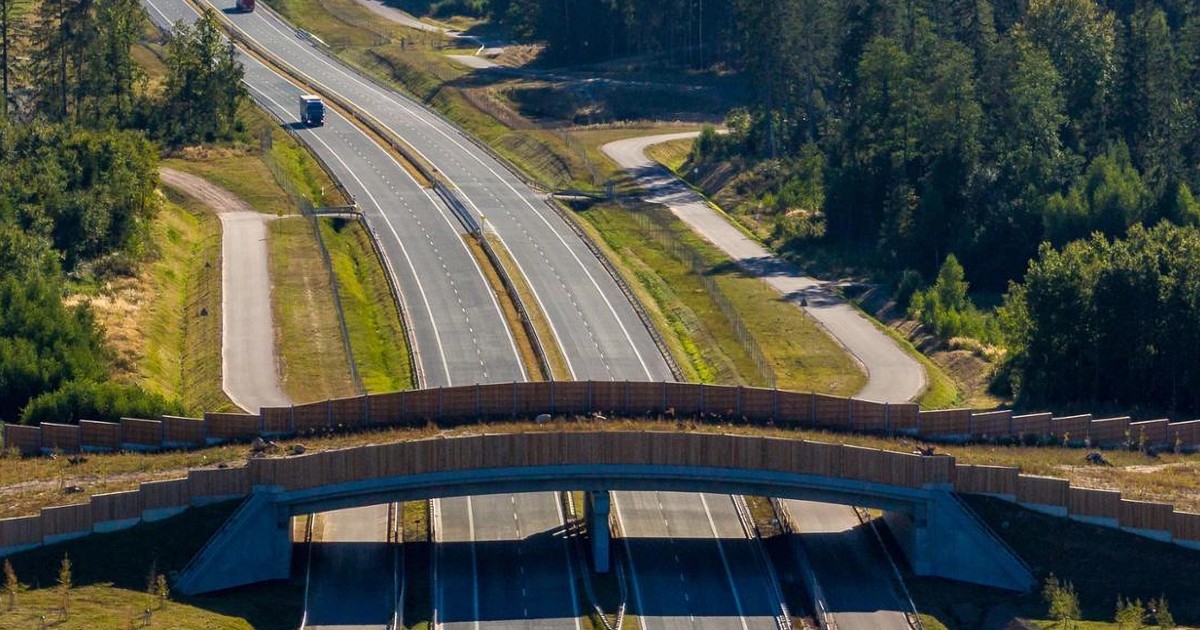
[305,505,397,630]
[158,168,291,413]
[603,133,926,404]
[783,500,911,630]
[614,492,782,630]
[189,0,675,383]
[434,494,581,630]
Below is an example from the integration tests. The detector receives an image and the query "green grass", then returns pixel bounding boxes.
[269,216,359,403]
[579,201,865,395]
[644,137,695,173]
[320,218,414,393]
[120,192,235,415]
[906,495,1199,629]
[0,501,302,630]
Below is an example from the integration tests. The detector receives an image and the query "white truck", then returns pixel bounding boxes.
[299,94,325,127]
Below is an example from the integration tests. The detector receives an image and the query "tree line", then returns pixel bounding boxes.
[0,5,245,424]
[486,0,1200,413]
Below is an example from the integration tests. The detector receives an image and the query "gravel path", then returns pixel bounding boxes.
[160,168,292,413]
[603,133,926,403]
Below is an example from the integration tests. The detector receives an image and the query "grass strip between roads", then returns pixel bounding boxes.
[320,217,415,393]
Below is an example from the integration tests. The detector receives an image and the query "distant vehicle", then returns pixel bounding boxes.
[235,0,255,11]
[299,95,325,127]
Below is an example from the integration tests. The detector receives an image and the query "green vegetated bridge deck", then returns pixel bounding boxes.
[1,381,1198,589]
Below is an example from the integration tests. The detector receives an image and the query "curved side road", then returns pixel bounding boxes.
[159,168,292,413]
[603,133,926,404]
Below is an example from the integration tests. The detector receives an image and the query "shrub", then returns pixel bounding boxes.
[20,380,186,425]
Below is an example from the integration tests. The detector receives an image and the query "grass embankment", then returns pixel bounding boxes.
[101,189,235,414]
[907,495,1199,629]
[402,501,431,630]
[320,218,415,392]
[269,216,359,402]
[644,138,694,173]
[0,502,302,630]
[578,201,865,394]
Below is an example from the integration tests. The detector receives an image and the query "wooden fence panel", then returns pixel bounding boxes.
[1119,500,1174,533]
[954,464,1019,495]
[0,516,42,548]
[162,416,204,446]
[40,423,81,453]
[553,381,591,415]
[90,491,142,524]
[970,410,1012,437]
[1129,419,1169,446]
[79,420,120,452]
[588,381,625,414]
[3,424,42,454]
[330,396,368,428]
[1167,420,1200,448]
[188,467,251,498]
[478,383,516,419]
[1011,412,1052,437]
[775,391,813,426]
[1016,475,1069,508]
[700,384,737,417]
[740,387,776,421]
[204,412,260,441]
[851,399,888,432]
[261,406,292,435]
[441,387,477,420]
[888,403,920,432]
[797,441,843,477]
[292,401,332,432]
[626,381,664,415]
[120,418,162,448]
[40,503,91,539]
[918,409,971,436]
[367,391,406,426]
[1087,417,1130,446]
[920,455,955,487]
[813,394,849,428]
[1050,414,1091,441]
[1172,512,1200,544]
[1068,487,1121,521]
[140,478,190,511]
[514,382,552,417]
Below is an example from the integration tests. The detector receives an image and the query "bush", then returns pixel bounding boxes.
[19,380,186,425]
[895,269,923,311]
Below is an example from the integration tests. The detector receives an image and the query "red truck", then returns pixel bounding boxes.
[236,0,255,11]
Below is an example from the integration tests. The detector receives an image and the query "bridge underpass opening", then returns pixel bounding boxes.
[176,462,1033,597]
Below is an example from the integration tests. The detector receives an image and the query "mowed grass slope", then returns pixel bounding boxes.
[579,201,865,395]
[320,217,414,392]
[0,502,301,630]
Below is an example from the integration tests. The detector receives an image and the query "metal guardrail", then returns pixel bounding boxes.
[732,497,792,630]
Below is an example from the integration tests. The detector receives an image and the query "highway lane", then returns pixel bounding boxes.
[144,0,525,389]
[145,4,785,629]
[434,494,581,630]
[615,492,780,630]
[188,0,675,382]
[142,3,532,628]
[783,501,911,630]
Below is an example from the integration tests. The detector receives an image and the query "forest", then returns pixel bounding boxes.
[475,0,1200,413]
[0,3,244,424]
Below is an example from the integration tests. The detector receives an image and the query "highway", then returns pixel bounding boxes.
[783,501,911,630]
[141,2,795,628]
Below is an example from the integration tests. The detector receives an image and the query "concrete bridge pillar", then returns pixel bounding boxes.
[586,490,611,573]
